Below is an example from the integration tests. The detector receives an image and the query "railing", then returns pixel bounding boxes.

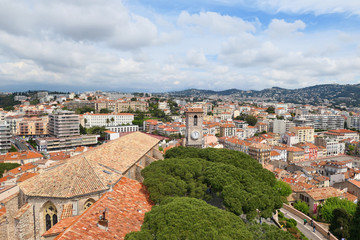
[282,204,338,240]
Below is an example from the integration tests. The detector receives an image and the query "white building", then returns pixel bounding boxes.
[81,113,134,128]
[106,125,139,133]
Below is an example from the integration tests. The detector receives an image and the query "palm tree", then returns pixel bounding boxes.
[106,118,110,126]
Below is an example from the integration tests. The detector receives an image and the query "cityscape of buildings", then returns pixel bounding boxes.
[0,89,359,239]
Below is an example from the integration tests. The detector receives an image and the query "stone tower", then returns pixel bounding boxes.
[185,108,203,148]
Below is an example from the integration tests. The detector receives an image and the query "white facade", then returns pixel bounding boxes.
[106,125,139,133]
[81,113,134,128]
[347,116,360,130]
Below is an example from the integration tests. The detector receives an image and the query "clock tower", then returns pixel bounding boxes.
[185,108,203,148]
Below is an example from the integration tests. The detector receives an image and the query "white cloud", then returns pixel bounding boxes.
[177,11,256,35]
[267,19,306,38]
[186,49,207,66]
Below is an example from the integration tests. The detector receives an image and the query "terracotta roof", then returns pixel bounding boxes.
[14,203,31,220]
[8,163,37,175]
[185,108,203,113]
[61,203,73,219]
[0,175,14,183]
[19,157,120,198]
[306,187,343,201]
[55,177,153,240]
[19,132,160,198]
[270,151,280,157]
[349,180,360,188]
[328,129,357,134]
[4,151,43,161]
[42,216,78,237]
[344,192,358,202]
[16,172,39,182]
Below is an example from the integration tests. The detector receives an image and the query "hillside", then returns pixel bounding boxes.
[168,84,360,107]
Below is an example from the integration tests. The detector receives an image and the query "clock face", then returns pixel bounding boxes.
[191,130,200,140]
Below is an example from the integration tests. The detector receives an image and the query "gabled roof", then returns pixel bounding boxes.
[19,157,121,198]
[19,132,160,198]
[55,177,153,240]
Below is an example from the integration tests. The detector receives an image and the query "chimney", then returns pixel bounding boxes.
[97,208,108,231]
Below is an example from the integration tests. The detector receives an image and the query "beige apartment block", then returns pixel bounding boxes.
[290,126,314,143]
[16,116,48,136]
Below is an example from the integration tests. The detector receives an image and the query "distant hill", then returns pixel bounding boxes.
[168,84,360,107]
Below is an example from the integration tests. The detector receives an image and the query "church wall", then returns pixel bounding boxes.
[15,205,34,240]
[4,194,20,240]
[27,192,102,239]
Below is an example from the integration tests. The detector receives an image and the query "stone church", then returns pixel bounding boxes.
[0,132,162,240]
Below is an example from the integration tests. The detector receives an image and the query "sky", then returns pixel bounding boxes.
[1,1,360,92]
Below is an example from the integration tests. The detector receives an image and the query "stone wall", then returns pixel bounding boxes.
[3,194,20,240]
[15,205,34,240]
[282,204,337,240]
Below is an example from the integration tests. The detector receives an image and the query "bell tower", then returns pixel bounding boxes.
[185,108,203,148]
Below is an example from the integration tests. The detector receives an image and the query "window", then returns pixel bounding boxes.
[43,202,58,231]
[194,115,198,126]
[84,199,95,210]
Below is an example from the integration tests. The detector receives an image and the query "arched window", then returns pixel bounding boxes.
[84,198,96,210]
[194,115,198,126]
[43,202,58,231]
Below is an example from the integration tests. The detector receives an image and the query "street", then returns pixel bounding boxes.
[280,208,328,240]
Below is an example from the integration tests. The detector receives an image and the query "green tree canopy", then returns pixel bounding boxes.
[0,163,21,178]
[293,201,309,215]
[266,106,275,114]
[329,208,351,239]
[349,201,360,240]
[99,108,112,113]
[87,126,106,138]
[274,180,292,197]
[143,147,282,219]
[125,197,253,240]
[320,197,357,223]
[245,115,258,126]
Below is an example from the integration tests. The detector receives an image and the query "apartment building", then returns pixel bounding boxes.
[270,119,295,135]
[295,115,345,130]
[48,111,80,138]
[289,126,314,143]
[248,143,271,165]
[0,121,11,154]
[80,113,134,128]
[16,116,48,136]
[220,123,236,137]
[315,137,345,156]
[347,116,360,130]
[95,100,148,113]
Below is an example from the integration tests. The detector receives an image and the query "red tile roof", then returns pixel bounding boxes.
[8,163,37,175]
[16,172,39,182]
[55,177,153,240]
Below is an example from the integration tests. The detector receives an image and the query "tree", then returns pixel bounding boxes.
[9,145,17,152]
[293,201,309,214]
[274,180,292,197]
[329,208,351,239]
[106,118,110,126]
[266,106,275,114]
[110,117,115,124]
[125,197,253,240]
[87,96,93,100]
[99,108,112,113]
[349,201,360,240]
[79,124,87,134]
[144,147,282,219]
[87,126,106,138]
[245,115,257,126]
[320,197,357,223]
[0,163,21,177]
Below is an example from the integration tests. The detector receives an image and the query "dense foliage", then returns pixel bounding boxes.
[329,208,351,239]
[320,197,357,223]
[349,201,360,240]
[293,201,309,215]
[143,147,283,219]
[0,163,21,177]
[126,197,292,240]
